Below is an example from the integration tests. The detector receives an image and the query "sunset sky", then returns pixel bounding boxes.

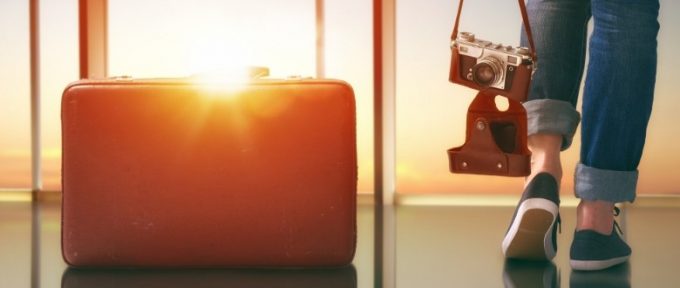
[1,0,678,195]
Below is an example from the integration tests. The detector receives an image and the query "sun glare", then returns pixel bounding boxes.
[189,68,256,99]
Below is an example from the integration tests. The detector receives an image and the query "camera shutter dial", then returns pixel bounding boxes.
[459,32,476,42]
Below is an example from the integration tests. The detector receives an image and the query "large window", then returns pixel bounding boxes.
[1,0,375,194]
[396,0,680,195]
[1,0,678,197]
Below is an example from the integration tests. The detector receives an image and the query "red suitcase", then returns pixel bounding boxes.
[61,78,357,267]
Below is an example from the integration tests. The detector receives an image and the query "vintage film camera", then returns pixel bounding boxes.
[450,32,535,103]
[447,0,536,177]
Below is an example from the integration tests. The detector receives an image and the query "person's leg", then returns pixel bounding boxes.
[521,0,591,186]
[571,0,659,271]
[503,0,590,261]
[576,0,660,234]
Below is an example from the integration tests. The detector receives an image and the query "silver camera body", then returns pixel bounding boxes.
[453,32,534,91]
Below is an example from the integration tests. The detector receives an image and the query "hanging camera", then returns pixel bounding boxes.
[454,31,534,92]
[446,0,536,177]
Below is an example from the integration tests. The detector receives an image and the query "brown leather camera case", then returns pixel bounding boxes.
[447,91,531,177]
[61,79,357,267]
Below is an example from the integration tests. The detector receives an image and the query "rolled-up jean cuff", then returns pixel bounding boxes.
[574,163,638,203]
[523,99,581,150]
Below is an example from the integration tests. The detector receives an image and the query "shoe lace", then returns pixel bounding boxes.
[557,213,562,233]
[613,206,623,235]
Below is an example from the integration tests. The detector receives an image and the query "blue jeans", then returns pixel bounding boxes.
[520,0,660,203]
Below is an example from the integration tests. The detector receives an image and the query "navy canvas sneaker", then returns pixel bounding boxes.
[570,207,631,271]
[503,172,561,260]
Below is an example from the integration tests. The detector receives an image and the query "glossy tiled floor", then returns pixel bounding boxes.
[1,196,679,287]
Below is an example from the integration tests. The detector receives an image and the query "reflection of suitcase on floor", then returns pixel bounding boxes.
[61,266,357,288]
[61,78,357,267]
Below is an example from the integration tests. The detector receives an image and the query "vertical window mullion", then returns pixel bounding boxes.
[373,0,396,206]
[315,0,325,79]
[79,0,108,79]
[30,0,41,194]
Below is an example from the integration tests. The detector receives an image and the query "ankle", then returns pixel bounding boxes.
[528,134,562,153]
[531,156,562,178]
[576,200,615,235]
[525,153,562,188]
[526,134,563,185]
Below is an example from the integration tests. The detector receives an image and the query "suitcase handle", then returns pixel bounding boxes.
[246,66,270,79]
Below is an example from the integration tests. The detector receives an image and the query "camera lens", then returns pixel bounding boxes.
[471,57,503,87]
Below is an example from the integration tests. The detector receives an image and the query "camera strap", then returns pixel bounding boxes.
[450,0,537,61]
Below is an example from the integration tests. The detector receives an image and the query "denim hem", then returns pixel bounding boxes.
[523,99,581,151]
[574,163,638,203]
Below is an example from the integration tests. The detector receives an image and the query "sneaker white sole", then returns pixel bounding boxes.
[570,256,630,271]
[502,198,559,260]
